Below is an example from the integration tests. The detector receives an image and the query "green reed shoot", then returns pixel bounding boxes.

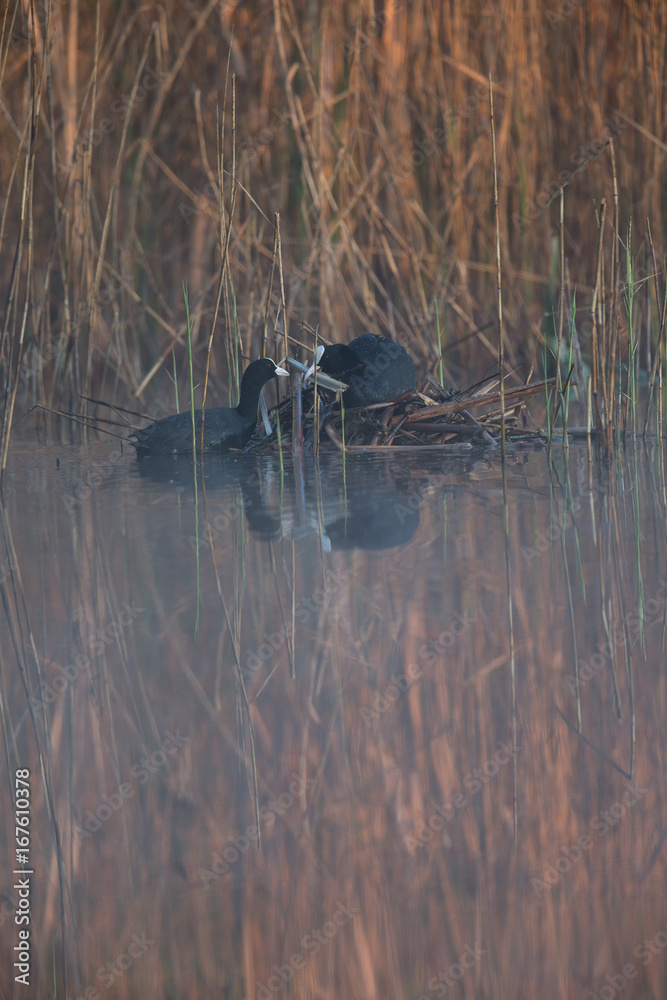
[561,293,577,436]
[435,297,444,388]
[172,349,180,413]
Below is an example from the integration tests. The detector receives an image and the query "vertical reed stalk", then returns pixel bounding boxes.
[643,223,667,439]
[201,65,236,456]
[625,222,637,441]
[435,296,444,388]
[590,200,606,441]
[0,4,40,471]
[489,76,505,457]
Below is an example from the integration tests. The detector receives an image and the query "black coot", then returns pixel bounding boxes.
[311,333,415,407]
[129,358,289,455]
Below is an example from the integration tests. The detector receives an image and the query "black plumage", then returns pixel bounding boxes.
[129,358,288,455]
[314,334,415,407]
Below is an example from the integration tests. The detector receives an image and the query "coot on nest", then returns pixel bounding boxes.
[309,333,415,407]
[129,357,289,455]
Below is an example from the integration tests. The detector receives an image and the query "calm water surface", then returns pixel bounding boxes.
[0,437,665,999]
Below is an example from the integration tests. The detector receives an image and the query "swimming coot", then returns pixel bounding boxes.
[308,333,415,407]
[129,358,289,455]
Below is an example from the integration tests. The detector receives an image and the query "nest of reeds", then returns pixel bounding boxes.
[263,364,562,453]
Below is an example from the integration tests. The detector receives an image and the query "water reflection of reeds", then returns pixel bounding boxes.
[0,442,666,997]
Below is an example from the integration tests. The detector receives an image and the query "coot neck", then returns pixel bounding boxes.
[235,370,271,419]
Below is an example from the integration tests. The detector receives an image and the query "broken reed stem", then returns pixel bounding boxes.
[489,76,505,457]
[404,376,558,423]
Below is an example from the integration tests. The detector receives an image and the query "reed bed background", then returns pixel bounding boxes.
[1,0,666,459]
[2,5,667,996]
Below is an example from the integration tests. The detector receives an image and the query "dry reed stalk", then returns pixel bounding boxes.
[84,22,155,414]
[489,76,506,457]
[643,221,667,437]
[1,0,666,441]
[557,190,565,393]
[126,0,220,237]
[276,212,288,363]
[0,5,40,469]
[263,215,280,361]
[404,377,556,423]
[605,140,621,444]
[201,62,236,455]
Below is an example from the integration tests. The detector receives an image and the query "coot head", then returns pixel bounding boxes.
[235,358,290,418]
[308,334,415,407]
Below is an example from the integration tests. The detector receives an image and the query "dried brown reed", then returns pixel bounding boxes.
[1,1,666,463]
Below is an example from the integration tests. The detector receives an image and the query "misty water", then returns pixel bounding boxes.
[1,436,665,999]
